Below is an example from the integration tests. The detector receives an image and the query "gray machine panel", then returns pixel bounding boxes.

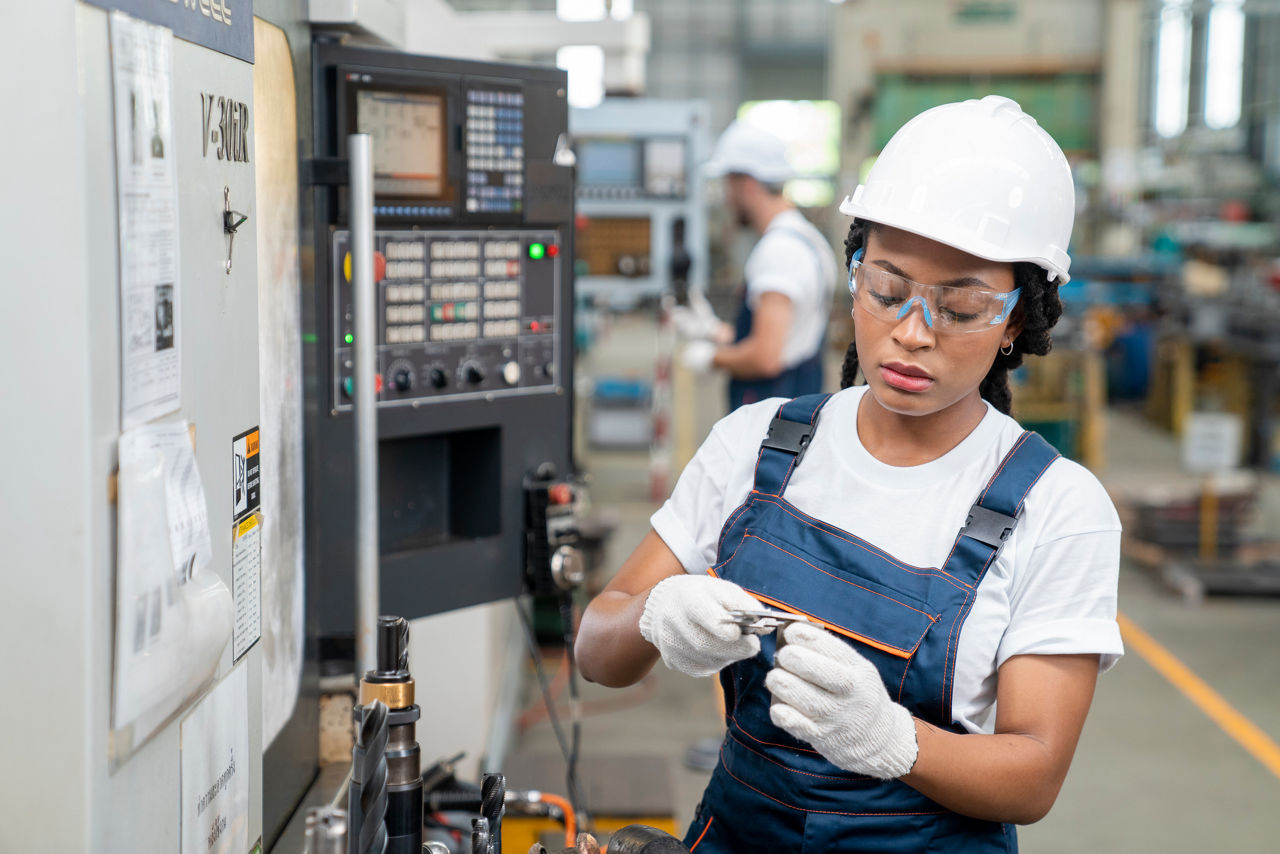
[329,228,562,410]
[307,44,574,639]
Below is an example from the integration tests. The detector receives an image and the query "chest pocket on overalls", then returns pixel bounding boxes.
[717,504,949,704]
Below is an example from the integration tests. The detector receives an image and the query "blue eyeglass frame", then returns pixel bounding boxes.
[846,248,1021,329]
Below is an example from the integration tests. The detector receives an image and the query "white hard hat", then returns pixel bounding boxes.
[703,120,795,184]
[839,96,1075,283]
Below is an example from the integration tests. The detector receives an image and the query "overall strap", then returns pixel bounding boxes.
[750,393,833,496]
[947,431,1061,584]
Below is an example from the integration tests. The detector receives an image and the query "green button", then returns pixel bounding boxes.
[430,305,444,322]
[528,242,545,260]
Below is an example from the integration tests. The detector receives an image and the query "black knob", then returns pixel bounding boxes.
[429,368,448,389]
[393,369,412,392]
[464,363,485,385]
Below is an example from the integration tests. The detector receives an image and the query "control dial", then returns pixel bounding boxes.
[462,362,486,386]
[428,367,448,389]
[387,360,415,393]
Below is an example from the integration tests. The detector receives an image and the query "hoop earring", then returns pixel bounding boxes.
[1000,341,1014,356]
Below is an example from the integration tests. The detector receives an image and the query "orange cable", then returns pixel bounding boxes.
[537,791,577,848]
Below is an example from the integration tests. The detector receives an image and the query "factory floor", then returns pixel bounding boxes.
[508,311,1280,852]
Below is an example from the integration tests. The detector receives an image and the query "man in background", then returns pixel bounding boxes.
[676,121,838,410]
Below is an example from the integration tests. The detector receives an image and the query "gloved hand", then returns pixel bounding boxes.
[766,622,918,779]
[670,291,730,342]
[639,574,762,677]
[681,340,717,374]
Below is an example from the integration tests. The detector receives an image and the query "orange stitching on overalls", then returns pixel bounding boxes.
[1015,455,1059,508]
[728,730,869,781]
[730,714,822,755]
[711,531,751,573]
[754,498,972,591]
[743,534,939,624]
[689,816,714,851]
[718,745,950,818]
[978,432,1029,506]
[939,443,1059,716]
[716,499,758,557]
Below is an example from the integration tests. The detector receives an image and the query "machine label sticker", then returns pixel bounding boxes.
[231,513,262,662]
[231,427,260,520]
[85,1,254,64]
[180,665,250,854]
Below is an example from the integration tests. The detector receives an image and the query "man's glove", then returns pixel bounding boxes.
[765,622,918,779]
[639,574,762,677]
[681,340,717,374]
[670,290,730,343]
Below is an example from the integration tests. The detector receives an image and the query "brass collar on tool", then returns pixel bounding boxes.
[360,678,415,710]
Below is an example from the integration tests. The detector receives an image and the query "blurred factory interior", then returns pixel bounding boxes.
[5,1,1280,852]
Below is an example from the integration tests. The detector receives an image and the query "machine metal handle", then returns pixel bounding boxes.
[348,133,380,680]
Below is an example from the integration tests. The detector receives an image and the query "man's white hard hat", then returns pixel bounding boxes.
[703,120,795,184]
[839,95,1075,283]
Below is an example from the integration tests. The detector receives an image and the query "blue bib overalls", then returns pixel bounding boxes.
[684,393,1060,853]
[727,227,831,411]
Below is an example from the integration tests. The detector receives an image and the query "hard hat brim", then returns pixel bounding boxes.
[839,195,1071,285]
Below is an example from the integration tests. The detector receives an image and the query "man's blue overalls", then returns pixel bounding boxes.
[727,228,831,411]
[684,393,1060,853]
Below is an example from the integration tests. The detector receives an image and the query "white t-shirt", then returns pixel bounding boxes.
[650,386,1124,734]
[743,209,838,368]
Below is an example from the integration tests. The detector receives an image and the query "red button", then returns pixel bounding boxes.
[374,373,384,394]
[547,244,560,257]
[549,483,573,505]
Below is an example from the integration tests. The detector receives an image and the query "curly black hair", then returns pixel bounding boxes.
[838,220,1063,415]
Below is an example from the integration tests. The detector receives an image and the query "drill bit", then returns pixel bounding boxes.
[481,773,506,854]
[353,699,389,854]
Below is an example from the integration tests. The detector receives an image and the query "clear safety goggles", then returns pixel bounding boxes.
[847,249,1020,334]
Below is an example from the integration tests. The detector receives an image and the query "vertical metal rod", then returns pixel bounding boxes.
[349,133,379,680]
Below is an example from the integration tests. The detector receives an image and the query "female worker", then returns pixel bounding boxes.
[574,96,1122,853]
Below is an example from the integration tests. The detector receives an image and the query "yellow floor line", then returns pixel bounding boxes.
[1117,612,1280,780]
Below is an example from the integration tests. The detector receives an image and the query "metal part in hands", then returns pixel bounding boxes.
[724,607,811,636]
[356,700,389,854]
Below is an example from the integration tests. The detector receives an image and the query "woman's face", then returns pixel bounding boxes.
[854,226,1020,419]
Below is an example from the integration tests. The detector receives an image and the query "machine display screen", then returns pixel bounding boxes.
[357,90,448,199]
[577,138,642,187]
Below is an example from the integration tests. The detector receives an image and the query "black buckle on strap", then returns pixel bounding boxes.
[961,504,1018,549]
[762,416,813,463]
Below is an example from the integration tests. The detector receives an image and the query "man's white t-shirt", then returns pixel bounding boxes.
[650,386,1124,734]
[744,209,838,369]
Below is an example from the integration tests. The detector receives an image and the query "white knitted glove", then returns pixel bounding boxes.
[765,622,918,779]
[639,574,762,677]
[670,291,731,343]
[681,340,717,374]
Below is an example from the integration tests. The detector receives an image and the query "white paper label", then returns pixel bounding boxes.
[111,12,182,428]
[1182,412,1243,474]
[232,514,262,662]
[181,666,250,854]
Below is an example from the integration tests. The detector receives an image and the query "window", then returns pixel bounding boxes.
[1204,0,1245,130]
[1154,0,1191,138]
[556,45,605,109]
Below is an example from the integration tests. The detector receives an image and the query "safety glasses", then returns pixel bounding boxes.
[847,249,1020,334]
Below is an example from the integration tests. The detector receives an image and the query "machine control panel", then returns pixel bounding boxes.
[331,228,560,409]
